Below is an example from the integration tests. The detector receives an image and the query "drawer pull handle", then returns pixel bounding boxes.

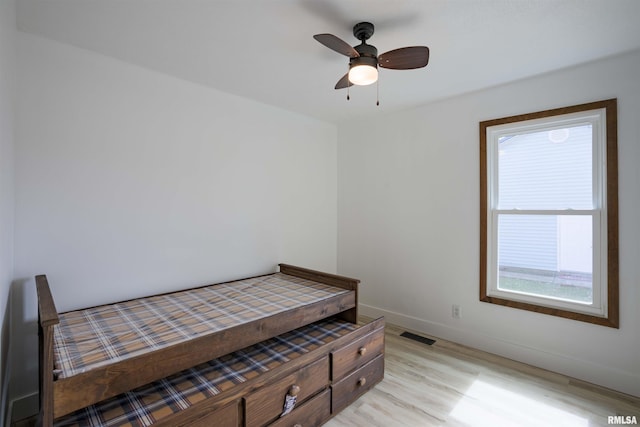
[358,346,367,356]
[357,377,367,387]
[288,384,301,397]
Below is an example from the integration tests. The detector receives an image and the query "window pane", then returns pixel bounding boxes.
[498,124,592,210]
[498,214,593,303]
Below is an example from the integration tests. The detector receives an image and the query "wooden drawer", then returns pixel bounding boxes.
[331,354,384,414]
[268,388,331,427]
[245,356,329,427]
[331,326,384,380]
[183,400,240,427]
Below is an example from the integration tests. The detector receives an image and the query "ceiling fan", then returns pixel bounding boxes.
[314,22,430,98]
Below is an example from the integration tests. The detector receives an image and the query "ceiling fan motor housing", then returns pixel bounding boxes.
[354,43,377,58]
[351,42,378,69]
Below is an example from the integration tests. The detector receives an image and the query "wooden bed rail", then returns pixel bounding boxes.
[279,264,360,323]
[278,264,359,290]
[36,275,59,427]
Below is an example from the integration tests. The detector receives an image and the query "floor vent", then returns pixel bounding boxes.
[400,331,436,346]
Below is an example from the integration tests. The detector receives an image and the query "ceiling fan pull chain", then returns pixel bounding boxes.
[347,64,351,100]
[376,77,380,106]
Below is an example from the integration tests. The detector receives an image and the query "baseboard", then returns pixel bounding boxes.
[360,303,640,398]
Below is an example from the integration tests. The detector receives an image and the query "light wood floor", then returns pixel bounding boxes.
[325,321,640,427]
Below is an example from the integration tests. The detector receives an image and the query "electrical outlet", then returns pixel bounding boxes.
[452,304,461,319]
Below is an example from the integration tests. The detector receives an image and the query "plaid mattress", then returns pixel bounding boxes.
[54,318,357,427]
[54,273,349,379]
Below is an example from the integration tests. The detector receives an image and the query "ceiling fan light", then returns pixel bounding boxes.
[349,64,378,86]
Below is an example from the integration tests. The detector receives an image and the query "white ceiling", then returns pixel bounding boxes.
[16,0,640,124]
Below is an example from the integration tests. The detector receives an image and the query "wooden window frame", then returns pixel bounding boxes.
[479,99,619,328]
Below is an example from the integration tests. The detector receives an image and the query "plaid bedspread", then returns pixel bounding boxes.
[53,273,349,379]
[54,318,358,427]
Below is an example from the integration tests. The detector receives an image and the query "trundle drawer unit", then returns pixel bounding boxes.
[52,318,385,427]
[331,354,385,414]
[329,324,385,416]
[244,356,330,427]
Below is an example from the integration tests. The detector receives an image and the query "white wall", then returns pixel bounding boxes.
[338,50,640,397]
[13,33,337,405]
[0,0,16,424]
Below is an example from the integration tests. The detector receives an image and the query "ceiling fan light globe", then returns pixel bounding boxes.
[349,64,378,86]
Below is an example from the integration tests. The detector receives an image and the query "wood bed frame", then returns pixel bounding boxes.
[36,264,362,426]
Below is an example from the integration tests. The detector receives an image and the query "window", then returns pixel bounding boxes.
[480,99,618,327]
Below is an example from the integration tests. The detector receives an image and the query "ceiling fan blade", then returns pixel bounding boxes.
[334,73,354,89]
[314,34,360,58]
[378,46,430,70]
